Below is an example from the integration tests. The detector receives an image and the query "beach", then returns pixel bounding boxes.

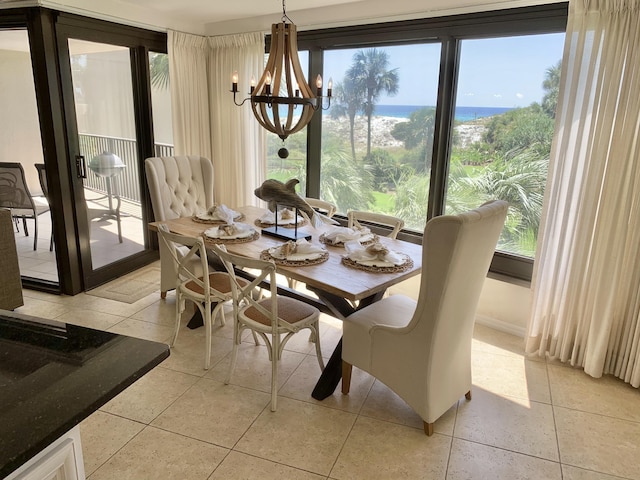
[323,114,488,150]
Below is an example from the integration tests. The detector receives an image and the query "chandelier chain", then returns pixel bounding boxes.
[282,0,292,23]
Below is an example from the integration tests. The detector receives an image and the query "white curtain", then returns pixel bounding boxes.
[526,0,640,387]
[208,33,266,207]
[168,31,212,158]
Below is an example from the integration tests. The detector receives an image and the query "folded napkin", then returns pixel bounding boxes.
[323,225,371,244]
[343,240,404,265]
[279,239,326,257]
[205,204,239,222]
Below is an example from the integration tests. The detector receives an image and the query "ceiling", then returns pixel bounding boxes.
[2,0,562,35]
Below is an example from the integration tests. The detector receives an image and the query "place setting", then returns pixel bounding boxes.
[260,238,329,266]
[341,240,413,273]
[319,224,378,247]
[199,205,259,244]
[192,203,244,224]
[254,208,308,229]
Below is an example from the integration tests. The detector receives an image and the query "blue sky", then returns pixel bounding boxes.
[320,32,565,108]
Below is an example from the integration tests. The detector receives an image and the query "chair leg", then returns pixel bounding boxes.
[171,292,183,347]
[423,422,434,436]
[204,302,213,370]
[160,291,167,299]
[465,390,472,400]
[270,331,280,412]
[225,317,241,385]
[312,324,324,370]
[33,217,38,250]
[341,361,352,394]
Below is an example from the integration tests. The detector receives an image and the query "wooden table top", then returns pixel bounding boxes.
[150,205,423,302]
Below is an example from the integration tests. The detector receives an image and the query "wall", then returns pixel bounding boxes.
[388,270,530,338]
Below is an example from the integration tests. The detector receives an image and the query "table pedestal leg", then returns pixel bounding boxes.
[309,288,385,401]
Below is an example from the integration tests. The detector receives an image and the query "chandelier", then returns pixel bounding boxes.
[231,0,331,156]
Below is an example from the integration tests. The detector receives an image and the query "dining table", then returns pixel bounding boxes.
[149,204,423,399]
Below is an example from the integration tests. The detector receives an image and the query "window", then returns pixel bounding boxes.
[294,4,568,280]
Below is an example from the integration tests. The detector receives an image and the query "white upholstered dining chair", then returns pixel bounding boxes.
[145,155,215,298]
[347,210,404,239]
[341,200,509,435]
[211,243,325,412]
[157,224,242,370]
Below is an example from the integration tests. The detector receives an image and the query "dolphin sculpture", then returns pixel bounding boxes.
[254,178,337,228]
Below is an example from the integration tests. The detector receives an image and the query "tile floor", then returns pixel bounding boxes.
[15,265,640,480]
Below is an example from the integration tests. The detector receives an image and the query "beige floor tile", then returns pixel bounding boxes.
[279,355,375,413]
[161,327,234,376]
[360,380,456,434]
[447,438,562,480]
[206,342,306,393]
[107,318,174,343]
[129,297,178,326]
[472,349,551,403]
[100,366,200,424]
[14,297,71,320]
[331,415,450,480]
[88,426,227,480]
[208,451,325,480]
[235,397,356,476]
[151,378,270,448]
[555,406,640,479]
[454,388,559,461]
[548,365,640,422]
[58,308,126,331]
[472,323,543,362]
[79,411,145,476]
[63,292,157,318]
[562,465,631,480]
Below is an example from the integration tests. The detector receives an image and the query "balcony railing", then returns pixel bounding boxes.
[79,133,174,202]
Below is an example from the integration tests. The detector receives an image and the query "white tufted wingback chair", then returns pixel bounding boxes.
[145,156,215,298]
[341,200,508,435]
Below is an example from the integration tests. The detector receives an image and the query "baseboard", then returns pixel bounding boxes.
[475,314,526,338]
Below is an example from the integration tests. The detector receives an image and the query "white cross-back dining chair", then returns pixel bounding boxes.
[211,243,325,411]
[347,210,404,239]
[304,197,337,218]
[341,200,508,435]
[157,224,242,370]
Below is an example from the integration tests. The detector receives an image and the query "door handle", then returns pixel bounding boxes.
[76,155,87,179]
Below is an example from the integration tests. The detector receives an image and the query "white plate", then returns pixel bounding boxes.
[347,252,406,267]
[204,223,254,240]
[196,210,241,222]
[268,246,325,261]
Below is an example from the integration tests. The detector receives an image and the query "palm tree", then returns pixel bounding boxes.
[150,52,170,90]
[331,80,362,161]
[541,60,561,118]
[347,49,399,156]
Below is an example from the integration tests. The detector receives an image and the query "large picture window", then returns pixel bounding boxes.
[266,4,568,280]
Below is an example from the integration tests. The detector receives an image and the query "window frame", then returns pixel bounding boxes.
[289,3,568,282]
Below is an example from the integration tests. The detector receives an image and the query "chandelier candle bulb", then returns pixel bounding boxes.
[327,77,333,97]
[316,74,323,96]
[250,75,256,93]
[232,71,238,93]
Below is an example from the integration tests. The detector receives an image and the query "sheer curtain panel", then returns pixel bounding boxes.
[168,30,212,158]
[208,33,265,207]
[526,0,640,387]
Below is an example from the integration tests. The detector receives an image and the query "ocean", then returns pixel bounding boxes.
[372,104,513,122]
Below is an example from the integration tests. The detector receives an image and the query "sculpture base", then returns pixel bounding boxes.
[261,226,311,242]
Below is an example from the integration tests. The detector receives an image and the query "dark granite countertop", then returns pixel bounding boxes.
[0,310,170,478]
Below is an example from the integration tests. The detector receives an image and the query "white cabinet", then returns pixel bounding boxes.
[5,426,85,480]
